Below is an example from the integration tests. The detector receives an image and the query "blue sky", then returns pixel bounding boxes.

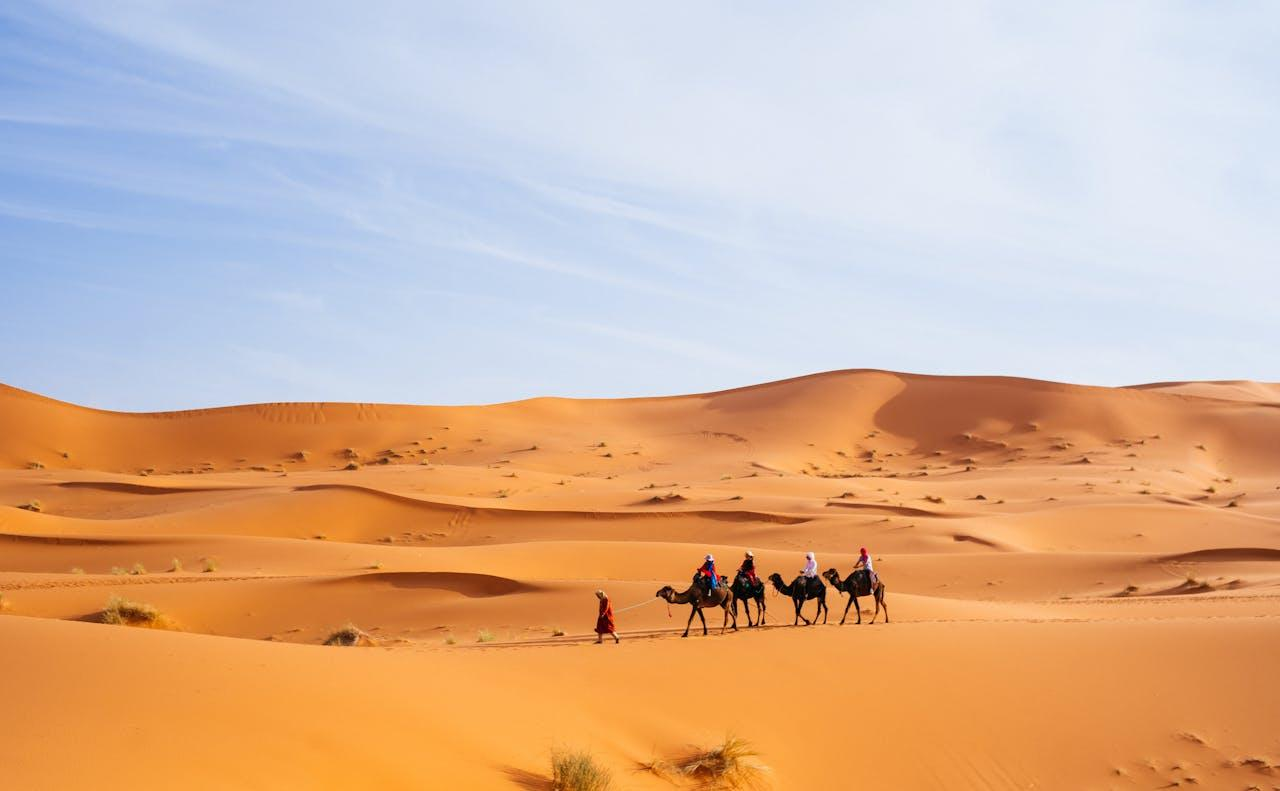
[1,2,1277,411]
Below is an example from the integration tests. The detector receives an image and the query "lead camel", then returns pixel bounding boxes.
[655,578,738,637]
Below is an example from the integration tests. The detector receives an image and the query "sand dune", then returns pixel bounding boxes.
[2,370,1278,789]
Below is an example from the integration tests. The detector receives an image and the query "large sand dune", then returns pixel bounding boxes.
[2,370,1278,789]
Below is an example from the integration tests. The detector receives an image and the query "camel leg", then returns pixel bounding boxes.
[854,593,863,625]
[796,598,811,626]
[879,587,889,624]
[682,606,698,638]
[756,597,765,626]
[697,607,708,636]
[840,594,854,625]
[726,601,737,632]
[820,593,828,624]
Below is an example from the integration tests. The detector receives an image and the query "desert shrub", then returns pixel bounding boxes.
[551,748,612,791]
[101,596,177,629]
[201,557,218,573]
[130,562,147,575]
[323,623,375,646]
[644,735,769,790]
[477,629,495,643]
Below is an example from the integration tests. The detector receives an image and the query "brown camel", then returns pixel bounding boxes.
[822,568,889,625]
[656,578,738,637]
[767,572,828,626]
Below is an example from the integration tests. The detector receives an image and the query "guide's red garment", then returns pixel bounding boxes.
[595,597,615,634]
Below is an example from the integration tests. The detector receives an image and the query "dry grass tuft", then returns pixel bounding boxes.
[169,557,183,573]
[101,596,178,629]
[344,461,360,471]
[552,627,566,637]
[643,735,770,790]
[551,748,613,791]
[0,593,11,612]
[201,556,219,573]
[477,629,496,643]
[323,623,377,646]
[129,562,147,575]
[18,499,43,512]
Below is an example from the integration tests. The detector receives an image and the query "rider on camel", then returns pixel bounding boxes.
[739,550,759,587]
[801,551,818,579]
[853,547,878,589]
[697,553,719,593]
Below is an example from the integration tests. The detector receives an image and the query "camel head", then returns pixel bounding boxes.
[767,572,786,591]
[822,568,840,584]
[655,585,675,602]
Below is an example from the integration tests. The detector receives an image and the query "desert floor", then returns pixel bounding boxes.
[1,370,1278,789]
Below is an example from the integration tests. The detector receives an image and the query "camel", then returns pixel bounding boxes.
[656,578,738,637]
[767,572,828,626]
[822,568,889,625]
[730,571,767,627]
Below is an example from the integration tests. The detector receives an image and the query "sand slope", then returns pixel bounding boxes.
[2,370,1279,789]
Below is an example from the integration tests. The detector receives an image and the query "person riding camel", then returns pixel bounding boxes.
[853,547,878,590]
[696,553,719,593]
[801,551,818,579]
[739,550,759,587]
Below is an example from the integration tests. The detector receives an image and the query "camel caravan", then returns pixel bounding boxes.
[655,549,889,638]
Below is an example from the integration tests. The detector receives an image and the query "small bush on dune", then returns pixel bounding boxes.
[130,562,147,575]
[644,735,770,790]
[19,500,42,512]
[552,748,612,791]
[201,557,218,573]
[170,557,183,573]
[0,593,11,612]
[323,623,376,646]
[477,629,495,643]
[101,596,178,629]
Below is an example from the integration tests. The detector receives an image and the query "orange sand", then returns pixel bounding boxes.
[1,370,1277,789]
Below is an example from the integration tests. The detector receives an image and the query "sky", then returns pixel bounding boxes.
[1,2,1277,411]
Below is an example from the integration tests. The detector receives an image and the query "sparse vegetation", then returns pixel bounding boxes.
[552,748,613,791]
[368,561,383,570]
[201,556,219,573]
[18,499,42,512]
[444,634,457,645]
[70,567,84,574]
[477,629,495,643]
[642,735,769,790]
[552,627,566,637]
[128,562,146,575]
[0,593,11,612]
[110,566,127,576]
[323,623,375,646]
[169,557,183,573]
[344,462,360,471]
[101,596,177,629]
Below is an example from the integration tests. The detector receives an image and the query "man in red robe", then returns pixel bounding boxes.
[595,589,619,644]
